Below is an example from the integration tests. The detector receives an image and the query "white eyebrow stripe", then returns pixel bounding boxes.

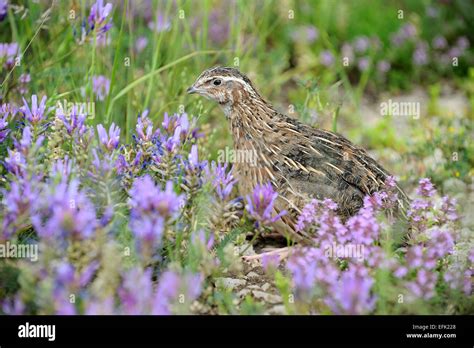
[204,76,254,93]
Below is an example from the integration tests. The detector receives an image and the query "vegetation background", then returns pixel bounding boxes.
[0,0,472,315]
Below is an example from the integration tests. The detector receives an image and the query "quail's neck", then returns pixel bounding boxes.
[227,96,278,149]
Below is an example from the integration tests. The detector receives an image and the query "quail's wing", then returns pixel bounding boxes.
[276,119,409,216]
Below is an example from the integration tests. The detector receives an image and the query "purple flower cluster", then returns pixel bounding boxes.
[31,179,98,242]
[135,110,159,143]
[210,13,232,45]
[92,75,111,101]
[0,110,9,143]
[97,123,120,151]
[391,23,417,47]
[4,125,44,178]
[408,178,438,233]
[245,183,286,228]
[21,94,48,124]
[320,50,335,67]
[326,264,377,314]
[87,268,203,315]
[128,175,183,261]
[1,179,39,240]
[57,105,87,136]
[291,25,319,44]
[148,13,171,33]
[135,36,148,53]
[288,176,465,312]
[413,42,429,66]
[18,73,31,95]
[88,0,113,37]
[205,162,236,201]
[0,42,18,68]
[0,0,7,21]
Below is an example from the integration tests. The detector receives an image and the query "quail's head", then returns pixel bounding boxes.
[187,67,260,108]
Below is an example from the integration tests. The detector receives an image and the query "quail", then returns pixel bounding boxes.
[187,67,409,243]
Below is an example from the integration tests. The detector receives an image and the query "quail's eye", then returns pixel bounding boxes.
[213,79,222,86]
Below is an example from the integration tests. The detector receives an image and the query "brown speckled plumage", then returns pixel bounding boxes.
[188,67,409,242]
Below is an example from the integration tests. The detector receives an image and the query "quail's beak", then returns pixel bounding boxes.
[186,85,198,94]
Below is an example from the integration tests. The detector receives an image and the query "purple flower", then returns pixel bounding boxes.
[92,75,110,101]
[2,295,25,315]
[4,149,26,176]
[55,262,75,285]
[354,36,370,53]
[97,123,120,150]
[455,36,469,51]
[88,0,113,36]
[163,127,180,152]
[119,268,154,314]
[426,229,454,259]
[262,253,280,272]
[376,60,391,74]
[205,161,236,201]
[296,199,319,231]
[325,265,376,314]
[406,268,437,300]
[0,42,19,67]
[57,105,87,136]
[148,13,171,32]
[291,25,319,44]
[184,144,206,174]
[162,112,192,136]
[287,246,339,297]
[402,23,417,38]
[439,196,458,222]
[50,156,73,179]
[245,183,286,227]
[21,95,47,124]
[116,151,142,175]
[128,176,183,259]
[391,23,417,46]
[320,50,334,67]
[357,57,370,72]
[416,178,436,197]
[31,179,98,241]
[1,179,39,239]
[91,148,115,174]
[0,111,9,143]
[135,111,158,142]
[135,36,148,53]
[447,46,462,59]
[96,33,111,46]
[85,296,115,315]
[304,26,319,43]
[432,35,447,50]
[0,0,7,21]
[413,42,429,66]
[406,245,424,269]
[341,43,354,62]
[153,271,203,315]
[129,176,183,218]
[1,102,19,120]
[345,207,380,246]
[394,266,408,278]
[18,73,30,95]
[207,9,229,45]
